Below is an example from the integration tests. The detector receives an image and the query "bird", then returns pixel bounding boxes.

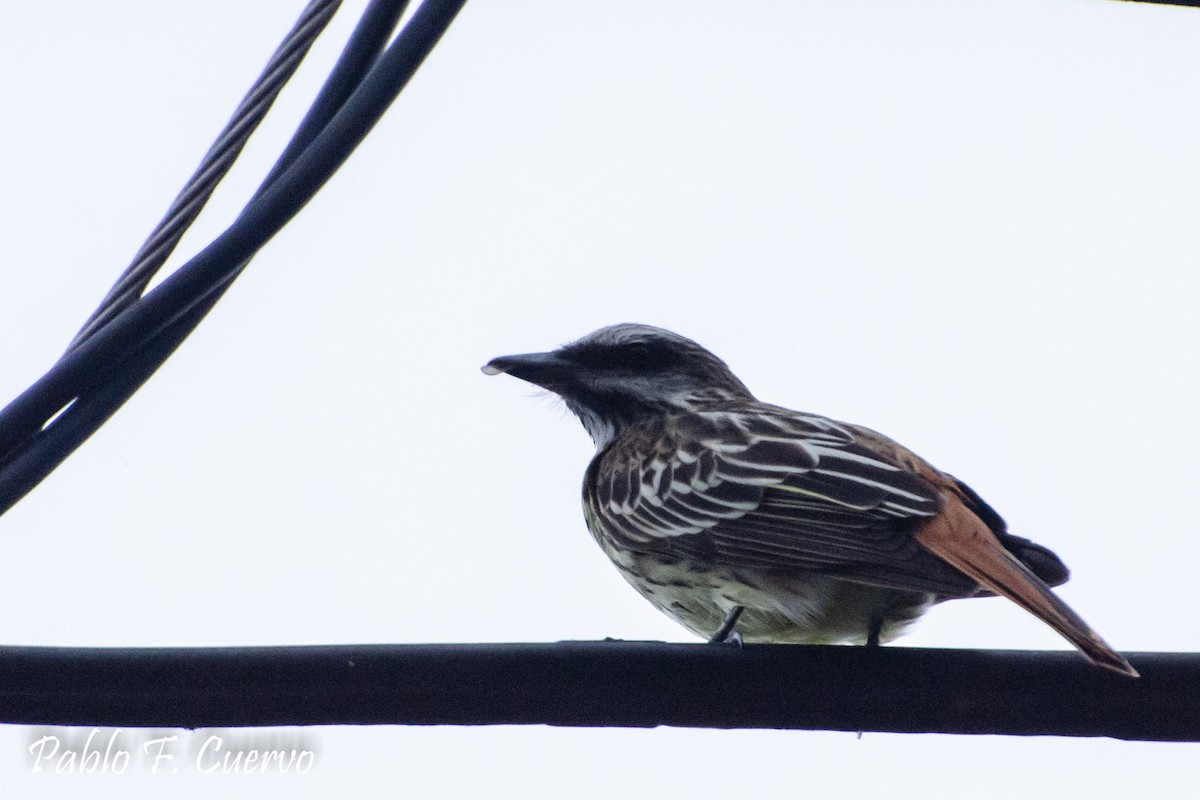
[482,323,1137,677]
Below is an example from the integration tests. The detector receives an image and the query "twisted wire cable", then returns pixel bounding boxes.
[67,0,343,353]
[0,0,466,515]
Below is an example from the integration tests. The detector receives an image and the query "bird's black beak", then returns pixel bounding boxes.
[481,351,576,394]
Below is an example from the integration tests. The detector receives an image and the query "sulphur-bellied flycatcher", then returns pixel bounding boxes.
[483,323,1136,676]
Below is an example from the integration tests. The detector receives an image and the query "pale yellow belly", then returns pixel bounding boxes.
[604,547,937,645]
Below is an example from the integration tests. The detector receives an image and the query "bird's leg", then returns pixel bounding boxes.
[709,606,744,645]
[866,610,884,648]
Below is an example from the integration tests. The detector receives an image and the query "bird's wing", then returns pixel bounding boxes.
[587,409,981,595]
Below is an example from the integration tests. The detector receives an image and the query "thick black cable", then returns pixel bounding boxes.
[0,642,1187,741]
[267,0,413,186]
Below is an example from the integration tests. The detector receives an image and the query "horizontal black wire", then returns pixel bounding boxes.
[0,642,1188,740]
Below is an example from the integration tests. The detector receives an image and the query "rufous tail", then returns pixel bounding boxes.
[914,500,1137,678]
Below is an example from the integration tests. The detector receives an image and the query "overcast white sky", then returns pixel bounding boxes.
[1,0,1199,795]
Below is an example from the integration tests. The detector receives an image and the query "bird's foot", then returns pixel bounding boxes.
[866,611,884,648]
[709,606,744,645]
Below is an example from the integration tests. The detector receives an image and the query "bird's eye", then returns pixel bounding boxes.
[609,342,660,371]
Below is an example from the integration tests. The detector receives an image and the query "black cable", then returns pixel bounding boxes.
[66,0,344,353]
[0,0,466,515]
[0,0,416,509]
[0,642,1188,741]
[1121,0,1200,6]
[268,0,414,185]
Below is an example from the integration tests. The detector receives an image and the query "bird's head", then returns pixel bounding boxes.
[482,324,754,448]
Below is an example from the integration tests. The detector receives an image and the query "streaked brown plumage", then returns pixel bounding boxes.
[483,323,1136,677]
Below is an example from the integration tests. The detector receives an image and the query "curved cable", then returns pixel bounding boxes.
[66,0,343,353]
[0,0,467,515]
